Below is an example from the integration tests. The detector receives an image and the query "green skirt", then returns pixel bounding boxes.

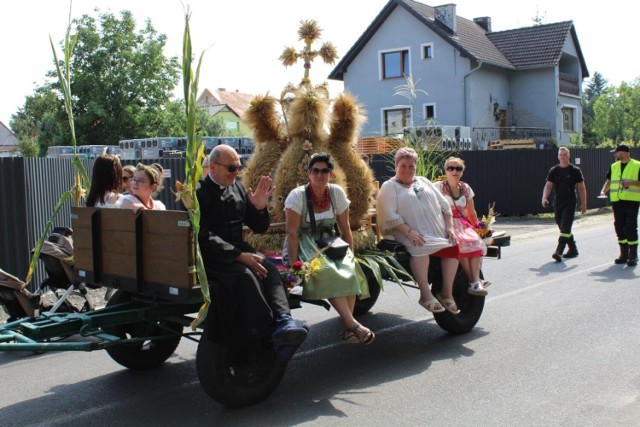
[297,232,370,301]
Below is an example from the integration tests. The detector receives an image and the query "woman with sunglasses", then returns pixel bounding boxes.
[436,157,489,296]
[86,154,123,207]
[377,147,460,314]
[284,152,374,344]
[118,163,166,211]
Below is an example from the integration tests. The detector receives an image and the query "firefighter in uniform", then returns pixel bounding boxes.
[600,144,640,266]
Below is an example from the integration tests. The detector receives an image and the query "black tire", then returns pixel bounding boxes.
[432,267,484,334]
[103,290,182,370]
[353,264,381,316]
[196,328,288,408]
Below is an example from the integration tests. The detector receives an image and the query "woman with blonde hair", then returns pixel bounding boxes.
[377,147,460,314]
[436,157,489,296]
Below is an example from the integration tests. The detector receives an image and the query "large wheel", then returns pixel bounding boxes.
[353,264,381,316]
[196,328,289,408]
[103,290,182,370]
[431,266,484,334]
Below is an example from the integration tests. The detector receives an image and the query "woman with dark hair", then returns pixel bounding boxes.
[118,163,166,211]
[284,152,374,344]
[86,154,123,207]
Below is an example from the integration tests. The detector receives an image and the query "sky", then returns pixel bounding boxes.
[1,0,638,128]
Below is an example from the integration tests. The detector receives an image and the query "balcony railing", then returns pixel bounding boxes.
[559,73,579,96]
[473,127,552,150]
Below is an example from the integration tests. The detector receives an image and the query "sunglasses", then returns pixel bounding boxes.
[122,176,130,182]
[131,178,149,185]
[215,162,243,172]
[311,167,332,175]
[446,166,464,172]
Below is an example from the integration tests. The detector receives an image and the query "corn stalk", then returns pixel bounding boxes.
[178,10,210,330]
[26,6,90,285]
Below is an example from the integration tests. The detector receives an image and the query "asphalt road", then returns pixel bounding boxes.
[1,209,640,426]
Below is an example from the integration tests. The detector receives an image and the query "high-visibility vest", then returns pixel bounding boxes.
[610,159,640,202]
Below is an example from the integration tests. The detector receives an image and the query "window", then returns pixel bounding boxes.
[424,104,436,120]
[383,108,411,135]
[421,43,434,59]
[381,49,409,79]
[562,107,575,132]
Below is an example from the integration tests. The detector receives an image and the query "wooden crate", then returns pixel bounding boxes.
[488,139,536,150]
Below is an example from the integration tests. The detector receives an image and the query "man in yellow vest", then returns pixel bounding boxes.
[600,144,640,266]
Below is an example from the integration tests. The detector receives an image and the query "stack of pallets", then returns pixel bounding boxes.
[487,139,536,150]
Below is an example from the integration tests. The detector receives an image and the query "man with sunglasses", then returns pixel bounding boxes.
[600,144,640,266]
[542,147,587,262]
[197,144,308,347]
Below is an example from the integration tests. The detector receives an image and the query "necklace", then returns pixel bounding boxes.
[310,185,330,210]
[445,181,463,201]
[394,177,416,188]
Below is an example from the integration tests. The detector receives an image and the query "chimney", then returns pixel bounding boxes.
[218,88,226,92]
[473,17,492,32]
[435,4,456,34]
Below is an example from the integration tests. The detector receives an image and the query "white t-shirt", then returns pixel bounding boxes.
[284,184,350,227]
[117,194,166,211]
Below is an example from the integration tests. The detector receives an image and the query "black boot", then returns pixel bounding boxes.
[564,236,579,258]
[552,237,566,262]
[615,244,629,264]
[627,245,638,267]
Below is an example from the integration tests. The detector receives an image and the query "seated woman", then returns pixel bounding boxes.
[284,153,374,344]
[86,154,123,207]
[377,147,460,314]
[121,164,136,195]
[118,163,166,211]
[436,157,489,296]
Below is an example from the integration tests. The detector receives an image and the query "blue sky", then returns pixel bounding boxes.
[1,0,636,127]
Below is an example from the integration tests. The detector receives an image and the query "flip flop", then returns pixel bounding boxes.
[419,298,445,313]
[436,293,460,315]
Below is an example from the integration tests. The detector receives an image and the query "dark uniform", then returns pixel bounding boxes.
[197,175,293,344]
[546,163,584,259]
[606,159,640,265]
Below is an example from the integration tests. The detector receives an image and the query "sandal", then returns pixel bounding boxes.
[435,293,460,315]
[348,322,375,345]
[419,298,445,313]
[468,281,488,296]
[341,329,359,344]
[481,279,491,288]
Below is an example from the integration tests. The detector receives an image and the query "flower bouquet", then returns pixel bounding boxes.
[283,258,325,295]
[474,203,497,245]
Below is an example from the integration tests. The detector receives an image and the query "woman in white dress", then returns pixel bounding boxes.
[118,163,166,211]
[85,154,123,207]
[377,147,460,314]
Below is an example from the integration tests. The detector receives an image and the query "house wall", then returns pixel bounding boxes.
[343,7,471,136]
[214,109,252,137]
[509,68,557,132]
[465,65,510,128]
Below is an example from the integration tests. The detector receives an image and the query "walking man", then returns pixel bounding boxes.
[600,144,640,266]
[542,147,587,261]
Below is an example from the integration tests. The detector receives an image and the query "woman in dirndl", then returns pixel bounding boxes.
[283,153,373,344]
[436,157,489,296]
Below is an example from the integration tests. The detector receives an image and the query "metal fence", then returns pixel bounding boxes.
[1,149,636,289]
[473,127,553,150]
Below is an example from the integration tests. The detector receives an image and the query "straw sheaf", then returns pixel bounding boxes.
[287,90,329,140]
[244,95,282,143]
[242,142,284,191]
[326,93,374,227]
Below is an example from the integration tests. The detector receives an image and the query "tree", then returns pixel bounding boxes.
[17,136,40,157]
[10,10,180,151]
[156,100,229,137]
[593,79,640,145]
[582,71,609,146]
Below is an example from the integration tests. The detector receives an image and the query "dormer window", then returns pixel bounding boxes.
[421,43,434,60]
[380,48,410,79]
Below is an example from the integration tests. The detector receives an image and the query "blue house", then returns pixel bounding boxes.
[328,0,589,148]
